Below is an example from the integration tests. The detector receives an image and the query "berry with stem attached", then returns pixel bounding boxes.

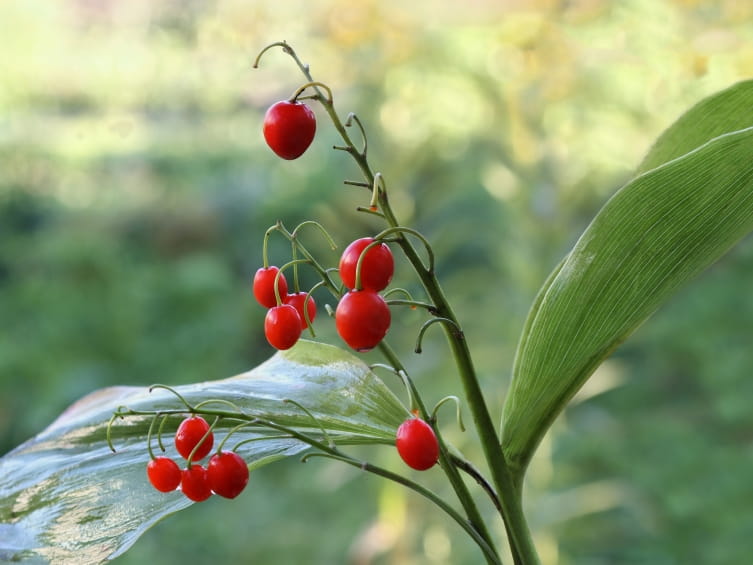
[265,304,303,350]
[263,100,317,160]
[339,237,394,292]
[181,464,213,502]
[175,416,214,461]
[396,417,439,471]
[335,290,391,351]
[207,451,250,499]
[146,456,182,493]
[253,266,288,308]
[285,291,317,329]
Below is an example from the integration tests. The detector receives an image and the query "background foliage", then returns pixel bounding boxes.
[2,1,753,563]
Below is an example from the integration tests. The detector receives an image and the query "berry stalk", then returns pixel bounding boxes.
[255,41,540,564]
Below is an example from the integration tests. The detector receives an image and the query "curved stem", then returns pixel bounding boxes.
[256,40,540,564]
[304,452,501,565]
[376,341,500,564]
[246,413,501,565]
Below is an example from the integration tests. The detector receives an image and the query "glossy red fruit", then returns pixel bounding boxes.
[285,292,317,329]
[264,304,302,350]
[339,237,394,292]
[396,418,439,471]
[181,464,213,502]
[253,266,288,308]
[175,416,214,461]
[146,456,182,492]
[263,100,317,160]
[335,290,391,351]
[207,451,250,499]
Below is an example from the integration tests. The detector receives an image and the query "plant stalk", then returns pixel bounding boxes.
[256,41,540,564]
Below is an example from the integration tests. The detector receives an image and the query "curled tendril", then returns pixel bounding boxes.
[414,317,463,354]
[432,396,466,432]
[368,364,418,416]
[270,258,312,306]
[291,220,338,251]
[301,280,327,337]
[148,384,194,412]
[214,421,257,453]
[186,416,220,468]
[156,413,170,452]
[283,398,334,448]
[146,412,161,460]
[344,112,368,156]
[252,40,295,69]
[106,412,121,453]
[290,81,333,105]
[261,223,281,269]
[353,237,390,290]
[373,225,435,273]
[194,398,245,415]
[382,288,435,312]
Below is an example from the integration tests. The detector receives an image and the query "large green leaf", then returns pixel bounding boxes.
[0,340,408,564]
[637,79,753,174]
[502,122,753,473]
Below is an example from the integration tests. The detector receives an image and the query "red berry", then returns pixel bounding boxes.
[207,451,250,499]
[339,238,394,292]
[264,304,302,350]
[253,266,288,308]
[181,465,213,502]
[285,292,317,329]
[395,418,439,471]
[335,290,391,351]
[175,416,214,461]
[263,100,317,160]
[146,456,181,492]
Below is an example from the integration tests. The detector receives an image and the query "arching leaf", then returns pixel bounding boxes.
[0,340,408,564]
[638,79,753,174]
[502,125,753,474]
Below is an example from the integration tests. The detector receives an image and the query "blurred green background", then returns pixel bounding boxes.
[2,0,753,563]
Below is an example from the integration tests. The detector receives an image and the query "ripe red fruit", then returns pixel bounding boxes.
[253,266,288,308]
[284,292,317,329]
[335,290,391,351]
[263,100,317,160]
[264,304,303,350]
[339,238,394,292]
[146,456,181,493]
[175,416,214,461]
[181,464,213,502]
[207,451,250,499]
[395,417,439,471]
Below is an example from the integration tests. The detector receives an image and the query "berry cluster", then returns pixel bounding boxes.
[252,235,395,353]
[259,93,437,471]
[146,415,250,502]
[259,99,398,353]
[334,237,394,351]
[253,266,317,351]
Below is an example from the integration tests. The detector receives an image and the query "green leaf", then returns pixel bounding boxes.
[0,340,408,564]
[637,79,753,174]
[501,124,753,474]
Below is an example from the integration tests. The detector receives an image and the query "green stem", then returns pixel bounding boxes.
[382,217,539,564]
[250,413,502,565]
[377,342,500,565]
[257,41,540,564]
